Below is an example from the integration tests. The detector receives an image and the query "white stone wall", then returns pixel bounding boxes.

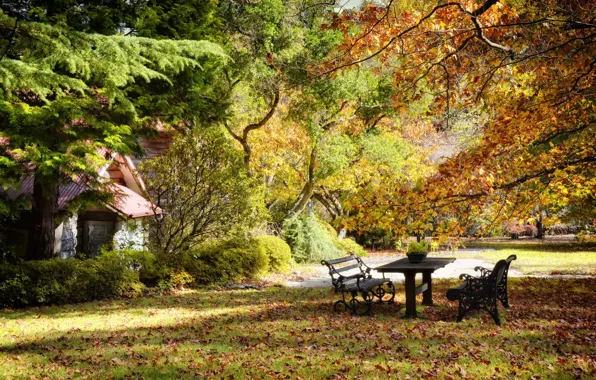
[113,219,146,250]
[59,214,78,259]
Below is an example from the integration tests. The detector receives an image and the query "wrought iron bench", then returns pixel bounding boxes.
[472,254,516,308]
[321,255,395,315]
[446,256,515,326]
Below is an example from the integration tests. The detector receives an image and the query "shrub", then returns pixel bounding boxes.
[320,220,368,257]
[255,235,292,273]
[334,237,368,257]
[156,270,194,291]
[0,254,144,308]
[99,248,160,285]
[576,231,596,243]
[184,239,269,284]
[140,127,262,261]
[429,241,440,252]
[282,214,341,263]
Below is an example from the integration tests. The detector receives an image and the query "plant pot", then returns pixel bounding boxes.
[407,253,428,263]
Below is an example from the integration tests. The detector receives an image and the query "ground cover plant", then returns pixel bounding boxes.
[0,278,594,379]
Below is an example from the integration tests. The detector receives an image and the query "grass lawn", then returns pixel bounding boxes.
[464,240,596,252]
[0,279,594,379]
[434,243,596,276]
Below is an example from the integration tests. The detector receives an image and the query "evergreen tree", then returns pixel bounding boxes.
[0,8,226,259]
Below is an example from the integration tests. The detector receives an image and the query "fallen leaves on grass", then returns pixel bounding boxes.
[0,279,594,378]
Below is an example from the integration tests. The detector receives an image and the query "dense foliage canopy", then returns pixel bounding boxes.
[1,0,594,261]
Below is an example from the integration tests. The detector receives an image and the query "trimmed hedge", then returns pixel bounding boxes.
[334,237,368,257]
[106,249,193,291]
[184,238,269,284]
[0,253,144,308]
[320,219,368,257]
[255,235,292,273]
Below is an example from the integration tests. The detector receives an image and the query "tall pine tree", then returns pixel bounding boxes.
[0,6,225,259]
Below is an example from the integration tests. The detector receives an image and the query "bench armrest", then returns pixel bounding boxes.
[474,266,492,277]
[459,273,478,281]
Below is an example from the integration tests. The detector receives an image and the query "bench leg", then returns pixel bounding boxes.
[372,282,396,303]
[486,299,501,326]
[498,283,510,308]
[333,300,348,313]
[422,272,433,306]
[348,291,372,316]
[456,300,470,322]
[404,273,417,318]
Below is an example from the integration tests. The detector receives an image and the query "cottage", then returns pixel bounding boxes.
[2,151,162,258]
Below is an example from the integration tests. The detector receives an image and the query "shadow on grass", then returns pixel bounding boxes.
[0,278,594,378]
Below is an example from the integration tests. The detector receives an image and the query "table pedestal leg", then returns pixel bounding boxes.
[404,272,417,318]
[422,272,433,306]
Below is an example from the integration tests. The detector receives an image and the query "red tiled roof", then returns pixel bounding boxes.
[1,141,160,218]
[3,177,162,219]
[4,175,87,210]
[110,184,163,218]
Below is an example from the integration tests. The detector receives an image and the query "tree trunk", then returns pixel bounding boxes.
[27,175,58,260]
[536,216,544,239]
[288,147,317,217]
[241,141,252,177]
[288,181,315,217]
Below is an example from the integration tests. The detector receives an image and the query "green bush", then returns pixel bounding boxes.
[0,253,144,308]
[98,249,157,284]
[255,235,293,273]
[283,214,342,263]
[156,270,194,291]
[184,239,269,284]
[334,237,368,257]
[319,220,368,257]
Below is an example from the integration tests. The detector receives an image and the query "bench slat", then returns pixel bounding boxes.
[323,255,359,265]
[342,278,387,292]
[335,263,361,273]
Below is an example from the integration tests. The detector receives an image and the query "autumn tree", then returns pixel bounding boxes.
[318,0,595,235]
[215,0,291,176]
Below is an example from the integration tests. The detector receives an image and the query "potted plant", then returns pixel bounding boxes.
[406,241,429,263]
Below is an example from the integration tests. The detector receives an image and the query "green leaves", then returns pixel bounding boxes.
[139,126,262,257]
[0,8,229,226]
[1,10,227,102]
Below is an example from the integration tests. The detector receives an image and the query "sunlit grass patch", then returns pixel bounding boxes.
[465,241,596,252]
[0,278,594,378]
[438,249,596,275]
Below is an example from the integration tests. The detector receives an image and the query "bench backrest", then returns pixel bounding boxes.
[321,255,368,289]
[501,254,516,284]
[504,254,516,274]
[487,259,508,295]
